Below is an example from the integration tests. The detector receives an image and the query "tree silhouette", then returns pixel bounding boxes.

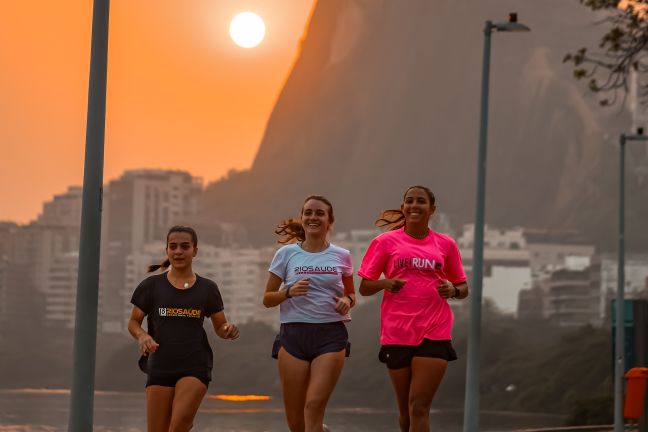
[565,0,648,105]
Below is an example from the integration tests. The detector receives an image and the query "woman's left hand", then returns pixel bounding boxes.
[437,280,456,299]
[333,296,352,315]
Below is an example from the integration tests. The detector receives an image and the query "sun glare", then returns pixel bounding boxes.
[229,12,266,48]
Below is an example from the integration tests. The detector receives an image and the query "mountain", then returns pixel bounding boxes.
[204,0,648,250]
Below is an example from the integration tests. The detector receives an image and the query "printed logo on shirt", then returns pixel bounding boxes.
[294,265,338,275]
[158,307,202,318]
[394,257,442,272]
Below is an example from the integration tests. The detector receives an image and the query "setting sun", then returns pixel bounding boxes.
[229,12,266,48]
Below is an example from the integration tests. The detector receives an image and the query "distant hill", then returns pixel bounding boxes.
[204,0,648,250]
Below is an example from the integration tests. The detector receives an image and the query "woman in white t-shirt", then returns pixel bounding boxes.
[263,195,356,432]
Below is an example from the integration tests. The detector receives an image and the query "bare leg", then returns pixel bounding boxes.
[169,377,208,432]
[278,347,311,432]
[145,385,174,432]
[388,367,412,432]
[408,357,447,432]
[304,350,345,432]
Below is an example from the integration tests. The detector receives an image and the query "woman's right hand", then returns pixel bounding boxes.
[383,279,406,293]
[289,278,310,297]
[137,333,159,355]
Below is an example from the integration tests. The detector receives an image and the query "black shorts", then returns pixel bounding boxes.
[379,339,457,370]
[146,369,211,388]
[271,321,350,362]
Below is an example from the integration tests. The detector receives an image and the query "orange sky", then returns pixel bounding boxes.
[0,0,315,224]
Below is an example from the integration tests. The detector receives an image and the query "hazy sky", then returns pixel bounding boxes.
[0,0,315,223]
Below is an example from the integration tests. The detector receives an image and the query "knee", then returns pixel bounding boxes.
[409,398,431,419]
[304,397,327,416]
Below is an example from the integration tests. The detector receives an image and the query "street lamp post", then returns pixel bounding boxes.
[463,13,530,432]
[68,1,110,431]
[615,131,648,432]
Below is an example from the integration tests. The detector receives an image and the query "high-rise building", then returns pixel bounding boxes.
[44,251,82,329]
[101,169,203,333]
[0,189,82,345]
[37,186,83,227]
[600,254,648,321]
[541,257,601,327]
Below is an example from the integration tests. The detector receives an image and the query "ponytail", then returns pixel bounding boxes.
[148,259,170,273]
[375,209,406,231]
[275,219,305,244]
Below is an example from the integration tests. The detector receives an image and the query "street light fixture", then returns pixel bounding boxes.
[614,130,648,432]
[463,13,530,432]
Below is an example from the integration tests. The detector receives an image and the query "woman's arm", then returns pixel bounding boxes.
[262,272,285,307]
[127,306,159,355]
[262,272,310,308]
[437,281,469,300]
[334,275,356,314]
[454,282,469,299]
[210,311,240,340]
[359,278,406,296]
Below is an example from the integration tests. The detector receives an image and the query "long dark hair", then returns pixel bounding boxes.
[375,185,436,231]
[147,225,198,272]
[275,195,335,244]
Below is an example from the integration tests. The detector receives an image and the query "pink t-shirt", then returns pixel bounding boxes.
[358,228,466,345]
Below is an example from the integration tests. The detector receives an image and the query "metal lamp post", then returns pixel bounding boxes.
[463,13,530,432]
[615,131,648,432]
[68,1,110,431]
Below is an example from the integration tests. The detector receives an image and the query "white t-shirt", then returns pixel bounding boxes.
[268,243,354,323]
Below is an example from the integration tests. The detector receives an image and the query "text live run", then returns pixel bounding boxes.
[394,258,443,271]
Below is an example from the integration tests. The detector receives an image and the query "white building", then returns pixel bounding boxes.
[600,254,648,321]
[458,225,531,315]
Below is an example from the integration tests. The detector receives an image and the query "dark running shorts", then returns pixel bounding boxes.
[146,369,211,388]
[379,339,457,370]
[271,321,350,362]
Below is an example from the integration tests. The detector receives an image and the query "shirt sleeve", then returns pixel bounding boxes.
[205,280,225,316]
[444,238,467,284]
[268,246,287,280]
[131,276,154,315]
[358,236,389,280]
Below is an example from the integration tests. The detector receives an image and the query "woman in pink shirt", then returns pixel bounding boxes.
[358,185,469,432]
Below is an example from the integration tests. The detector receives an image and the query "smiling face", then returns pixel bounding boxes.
[401,187,436,227]
[301,198,333,238]
[166,231,197,271]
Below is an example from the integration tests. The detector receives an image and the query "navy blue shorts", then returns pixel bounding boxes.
[146,369,211,388]
[271,321,350,362]
[379,339,457,370]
